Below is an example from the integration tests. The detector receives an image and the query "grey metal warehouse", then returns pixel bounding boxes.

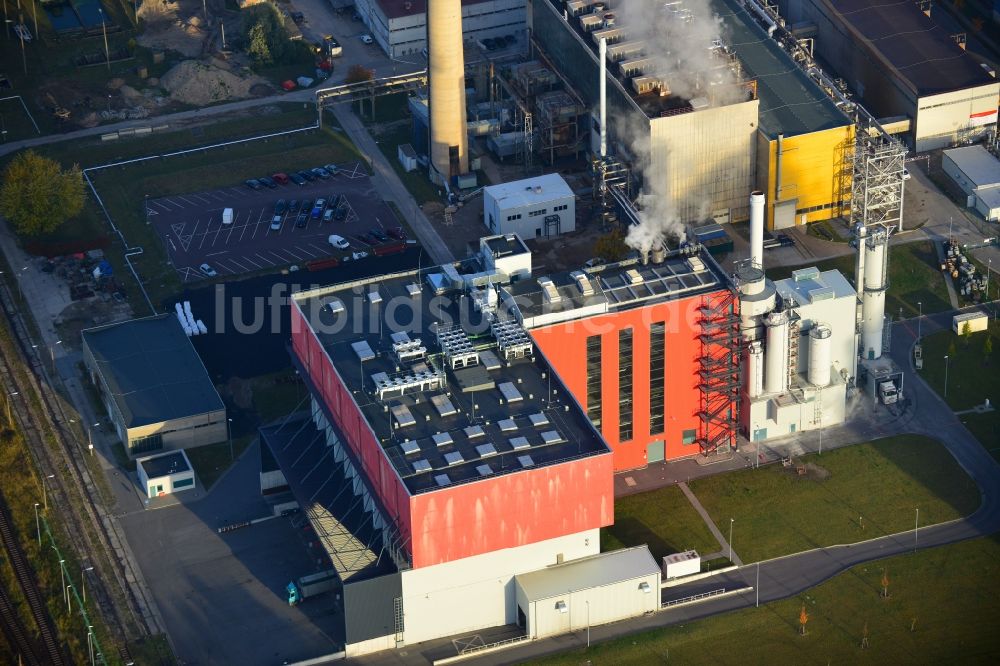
[778,0,999,151]
[82,314,227,458]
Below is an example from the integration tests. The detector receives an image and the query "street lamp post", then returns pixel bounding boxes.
[227,417,234,462]
[49,339,62,375]
[729,518,734,562]
[59,559,65,604]
[81,566,94,604]
[43,473,55,510]
[944,355,950,398]
[915,507,919,552]
[917,301,922,340]
[98,8,109,71]
[15,13,25,75]
[87,626,95,665]
[5,390,17,424]
[33,502,40,546]
[585,599,590,648]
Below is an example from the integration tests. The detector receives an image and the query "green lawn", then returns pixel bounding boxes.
[185,435,255,490]
[766,241,951,316]
[602,485,719,563]
[251,371,309,424]
[371,122,441,204]
[806,219,848,243]
[0,96,41,143]
[689,435,979,562]
[532,535,1000,665]
[919,319,1000,461]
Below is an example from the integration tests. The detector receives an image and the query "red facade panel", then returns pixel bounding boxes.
[530,290,731,470]
[408,452,614,568]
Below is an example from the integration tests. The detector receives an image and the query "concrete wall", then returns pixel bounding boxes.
[484,191,576,238]
[758,124,855,229]
[648,99,759,224]
[744,379,847,442]
[517,572,660,639]
[788,299,858,380]
[400,529,598,644]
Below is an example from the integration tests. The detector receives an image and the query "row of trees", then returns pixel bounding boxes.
[242,4,314,68]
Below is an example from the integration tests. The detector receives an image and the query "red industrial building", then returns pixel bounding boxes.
[266,235,739,655]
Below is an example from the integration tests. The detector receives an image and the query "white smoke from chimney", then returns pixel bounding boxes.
[618,0,744,107]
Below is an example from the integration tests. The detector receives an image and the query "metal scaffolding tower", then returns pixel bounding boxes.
[850,122,907,231]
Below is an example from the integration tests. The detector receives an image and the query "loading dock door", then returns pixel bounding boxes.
[647,440,665,464]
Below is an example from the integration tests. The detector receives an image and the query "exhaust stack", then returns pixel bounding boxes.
[428,0,469,183]
[750,191,765,268]
[599,37,608,158]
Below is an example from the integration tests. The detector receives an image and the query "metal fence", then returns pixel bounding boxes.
[662,587,726,609]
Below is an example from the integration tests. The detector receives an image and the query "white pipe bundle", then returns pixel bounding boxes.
[175,302,184,318]
[175,310,187,330]
[196,320,208,335]
[183,301,192,316]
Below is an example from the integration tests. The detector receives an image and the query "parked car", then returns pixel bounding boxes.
[312,167,331,179]
[334,206,348,221]
[352,11,362,21]
[323,164,339,176]
[274,199,287,215]
[290,11,305,23]
[244,179,262,190]
[289,199,301,213]
[903,168,911,181]
[259,176,277,189]
[270,215,283,231]
[301,199,313,214]
[328,234,350,250]
[361,34,374,44]
[312,198,327,218]
[200,263,217,277]
[222,208,234,225]
[325,37,343,58]
[369,228,389,242]
[386,226,406,240]
[323,208,336,223]
[289,173,306,186]
[272,172,290,185]
[298,170,316,182]
[295,212,309,228]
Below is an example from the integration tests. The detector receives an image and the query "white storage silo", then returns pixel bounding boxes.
[764,311,789,394]
[808,324,832,387]
[747,340,764,398]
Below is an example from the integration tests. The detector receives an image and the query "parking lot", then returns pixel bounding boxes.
[148,161,406,281]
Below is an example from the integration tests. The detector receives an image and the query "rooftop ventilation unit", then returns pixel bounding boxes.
[374,364,447,402]
[392,336,428,364]
[351,340,376,361]
[792,267,821,282]
[368,288,383,304]
[491,319,533,360]
[406,283,421,297]
[436,325,480,369]
[570,270,595,296]
[538,276,562,304]
[625,268,644,284]
[322,297,345,314]
[687,256,706,272]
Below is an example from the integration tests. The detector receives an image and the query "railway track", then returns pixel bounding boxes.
[0,564,43,666]
[0,281,156,659]
[0,500,66,665]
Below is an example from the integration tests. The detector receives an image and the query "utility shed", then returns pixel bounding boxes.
[484,173,575,239]
[942,146,1000,222]
[514,546,660,639]
[82,314,227,458]
[136,450,195,499]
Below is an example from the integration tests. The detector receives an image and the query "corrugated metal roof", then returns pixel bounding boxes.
[945,146,1000,189]
[515,546,659,601]
[82,314,224,428]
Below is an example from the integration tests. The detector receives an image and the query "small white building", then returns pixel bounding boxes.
[137,450,196,499]
[514,546,660,639]
[484,173,575,239]
[941,146,1000,222]
[953,311,989,334]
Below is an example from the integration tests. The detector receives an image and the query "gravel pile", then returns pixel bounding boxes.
[160,60,266,106]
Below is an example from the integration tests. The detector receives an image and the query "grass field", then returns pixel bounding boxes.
[251,371,309,424]
[532,535,1000,666]
[185,435,255,490]
[0,95,41,143]
[766,241,951,316]
[602,485,719,563]
[371,122,441,204]
[688,435,979,562]
[919,320,1000,460]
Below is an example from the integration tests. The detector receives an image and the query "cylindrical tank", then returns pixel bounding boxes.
[651,244,666,264]
[808,324,832,387]
[861,232,889,359]
[599,37,607,158]
[764,311,789,394]
[428,0,470,182]
[750,191,765,268]
[747,340,764,398]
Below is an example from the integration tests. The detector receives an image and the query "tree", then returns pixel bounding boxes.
[346,64,374,84]
[247,22,273,66]
[948,339,957,359]
[798,604,809,635]
[984,336,993,365]
[962,321,972,346]
[593,228,628,262]
[0,150,85,236]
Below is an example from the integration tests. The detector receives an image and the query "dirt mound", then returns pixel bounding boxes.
[160,60,267,106]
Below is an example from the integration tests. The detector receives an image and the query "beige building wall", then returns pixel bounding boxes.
[915,83,1000,152]
[648,98,760,224]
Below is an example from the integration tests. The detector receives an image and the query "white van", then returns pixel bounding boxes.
[222,208,234,225]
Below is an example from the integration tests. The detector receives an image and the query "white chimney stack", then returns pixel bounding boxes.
[750,191,765,268]
[599,37,608,158]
